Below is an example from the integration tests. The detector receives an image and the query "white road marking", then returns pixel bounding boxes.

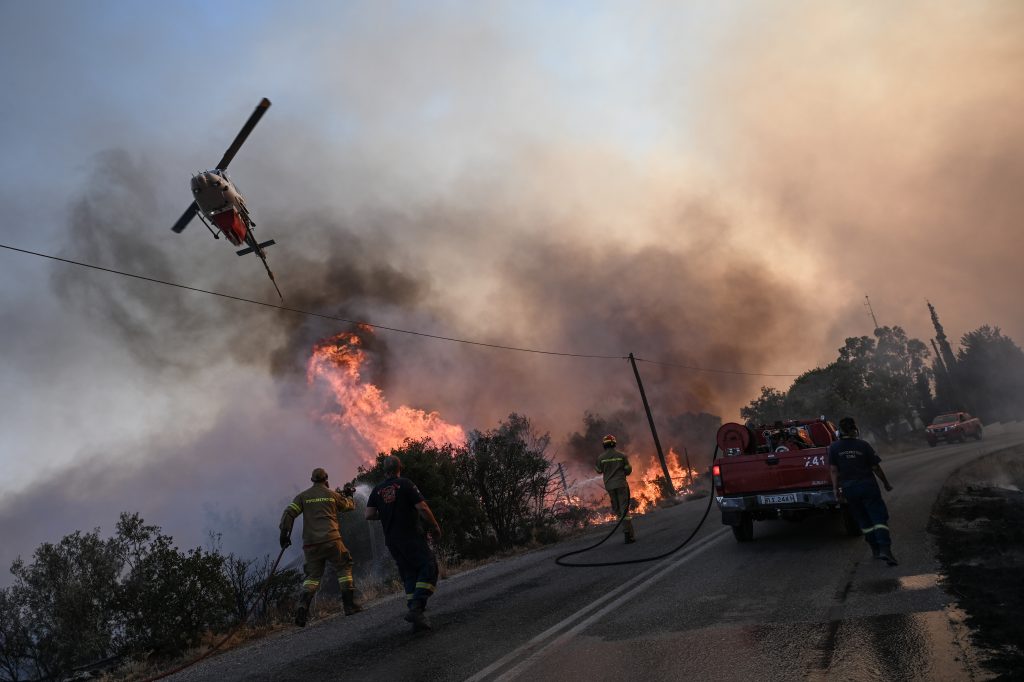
[464,527,730,681]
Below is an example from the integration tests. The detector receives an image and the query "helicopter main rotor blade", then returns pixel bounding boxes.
[215,97,271,171]
[171,202,199,233]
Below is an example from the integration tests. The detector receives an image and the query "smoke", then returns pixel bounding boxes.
[8,1,1024,574]
[0,376,351,582]
[689,1,1024,344]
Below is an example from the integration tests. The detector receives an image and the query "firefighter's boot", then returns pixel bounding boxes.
[869,543,881,559]
[342,588,362,616]
[624,519,636,544]
[295,591,314,627]
[404,602,432,631]
[878,547,899,566]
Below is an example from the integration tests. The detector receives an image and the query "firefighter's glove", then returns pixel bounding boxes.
[279,532,292,550]
[341,482,357,498]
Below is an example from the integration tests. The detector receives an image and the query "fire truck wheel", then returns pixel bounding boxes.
[732,513,754,542]
[973,427,983,441]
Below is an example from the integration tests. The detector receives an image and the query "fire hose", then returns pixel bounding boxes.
[555,445,719,567]
[140,545,288,682]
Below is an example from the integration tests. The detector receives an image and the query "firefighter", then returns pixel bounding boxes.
[365,456,442,631]
[597,434,636,543]
[279,467,362,627]
[828,417,898,566]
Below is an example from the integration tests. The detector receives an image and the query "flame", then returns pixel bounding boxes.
[306,328,698,521]
[307,327,466,460]
[623,448,700,515]
[557,447,699,518]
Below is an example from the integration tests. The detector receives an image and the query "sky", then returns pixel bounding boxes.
[1,1,1022,574]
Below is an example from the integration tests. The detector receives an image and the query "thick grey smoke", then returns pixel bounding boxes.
[7,1,1023,577]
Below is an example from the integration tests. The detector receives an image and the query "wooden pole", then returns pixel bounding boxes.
[628,353,675,498]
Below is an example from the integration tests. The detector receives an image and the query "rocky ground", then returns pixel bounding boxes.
[929,444,1024,680]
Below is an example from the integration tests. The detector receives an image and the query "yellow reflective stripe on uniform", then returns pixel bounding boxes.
[415,582,435,592]
[302,579,320,589]
[602,457,624,462]
[861,524,889,533]
[288,502,301,513]
[337,576,353,584]
[306,497,333,503]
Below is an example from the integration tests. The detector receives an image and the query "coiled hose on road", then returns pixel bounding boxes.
[555,445,720,567]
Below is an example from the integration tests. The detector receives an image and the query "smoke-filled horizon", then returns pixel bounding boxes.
[2,1,1022,578]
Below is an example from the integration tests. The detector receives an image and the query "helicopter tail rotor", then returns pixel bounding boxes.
[235,239,276,256]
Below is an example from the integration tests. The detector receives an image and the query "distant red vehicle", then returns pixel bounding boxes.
[713,419,861,542]
[925,411,983,446]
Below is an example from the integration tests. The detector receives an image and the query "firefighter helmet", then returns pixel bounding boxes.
[311,467,329,482]
[602,434,617,446]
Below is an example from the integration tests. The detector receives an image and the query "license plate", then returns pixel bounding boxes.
[759,493,798,504]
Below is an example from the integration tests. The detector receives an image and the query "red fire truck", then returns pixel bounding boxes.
[713,419,861,542]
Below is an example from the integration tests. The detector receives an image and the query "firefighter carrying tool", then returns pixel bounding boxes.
[279,467,363,626]
[597,435,636,543]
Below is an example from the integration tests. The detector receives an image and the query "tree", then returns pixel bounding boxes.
[957,326,1024,422]
[740,386,787,424]
[115,513,234,658]
[222,553,302,625]
[740,326,936,441]
[7,529,121,679]
[356,438,492,559]
[0,587,36,682]
[461,414,556,548]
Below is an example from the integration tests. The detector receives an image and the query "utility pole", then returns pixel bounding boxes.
[557,462,569,500]
[684,447,693,486]
[628,353,675,498]
[864,295,880,331]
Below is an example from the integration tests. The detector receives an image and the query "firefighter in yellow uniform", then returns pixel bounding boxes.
[597,435,636,543]
[280,467,362,626]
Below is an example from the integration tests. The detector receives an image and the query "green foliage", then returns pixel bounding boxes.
[115,513,234,658]
[463,414,555,548]
[357,415,558,553]
[0,586,37,682]
[0,512,295,680]
[222,550,303,625]
[356,438,493,559]
[7,528,121,679]
[740,386,787,424]
[741,326,934,440]
[956,326,1024,422]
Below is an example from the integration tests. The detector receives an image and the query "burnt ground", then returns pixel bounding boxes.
[929,445,1024,680]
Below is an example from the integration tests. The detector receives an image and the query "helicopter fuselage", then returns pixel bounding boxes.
[190,170,249,246]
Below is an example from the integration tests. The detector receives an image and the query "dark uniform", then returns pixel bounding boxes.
[596,438,635,543]
[280,470,360,622]
[367,476,439,612]
[828,436,894,560]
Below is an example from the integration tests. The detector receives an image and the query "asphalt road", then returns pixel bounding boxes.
[171,428,1024,682]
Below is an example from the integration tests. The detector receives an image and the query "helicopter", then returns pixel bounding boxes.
[170,97,282,299]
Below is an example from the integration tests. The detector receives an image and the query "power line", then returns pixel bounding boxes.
[0,242,802,376]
